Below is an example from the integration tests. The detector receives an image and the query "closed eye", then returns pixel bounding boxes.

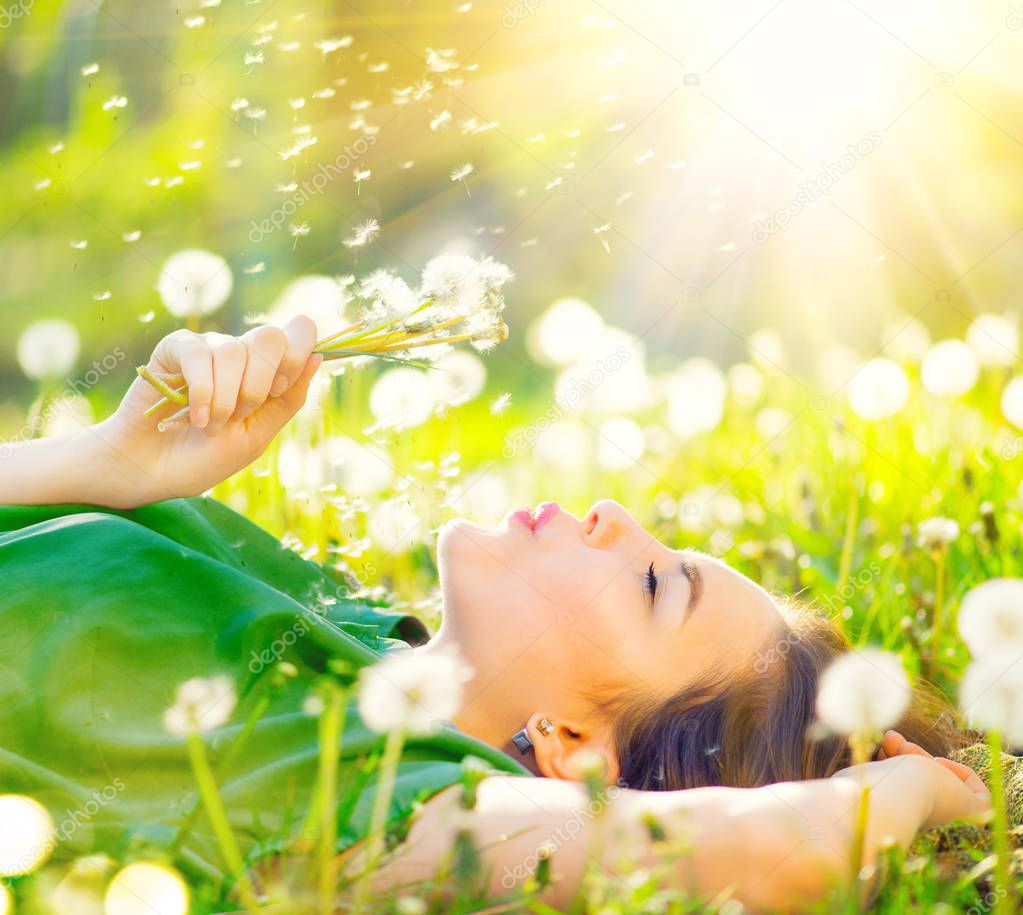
[645,561,659,602]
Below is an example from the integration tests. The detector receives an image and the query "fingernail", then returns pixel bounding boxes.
[271,375,289,397]
[193,405,209,428]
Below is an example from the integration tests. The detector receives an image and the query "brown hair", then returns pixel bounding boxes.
[604,603,969,791]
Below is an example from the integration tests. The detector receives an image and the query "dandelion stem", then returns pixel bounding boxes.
[352,727,406,914]
[317,681,346,915]
[988,729,1013,915]
[168,691,273,859]
[836,482,858,599]
[848,733,873,912]
[136,365,189,405]
[184,732,261,913]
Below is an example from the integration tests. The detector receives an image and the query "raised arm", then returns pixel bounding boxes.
[365,754,990,912]
[0,317,321,509]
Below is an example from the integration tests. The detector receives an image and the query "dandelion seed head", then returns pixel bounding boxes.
[848,358,910,420]
[358,646,472,735]
[958,578,1023,657]
[157,249,232,318]
[816,648,910,736]
[104,862,189,915]
[163,675,237,736]
[968,313,1019,367]
[17,319,80,379]
[921,340,978,397]
[917,516,959,549]
[961,649,1023,745]
[0,795,55,876]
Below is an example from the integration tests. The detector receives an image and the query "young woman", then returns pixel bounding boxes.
[0,316,990,911]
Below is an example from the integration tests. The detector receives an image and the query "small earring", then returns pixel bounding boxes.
[537,716,554,736]
[511,728,533,754]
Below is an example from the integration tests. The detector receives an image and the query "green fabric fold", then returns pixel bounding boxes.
[0,496,529,885]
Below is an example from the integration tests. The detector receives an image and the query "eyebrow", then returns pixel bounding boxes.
[680,555,704,619]
[653,555,704,627]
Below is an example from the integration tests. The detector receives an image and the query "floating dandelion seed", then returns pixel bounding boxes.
[430,110,452,130]
[122,230,141,242]
[399,159,415,169]
[316,35,353,56]
[343,218,380,249]
[490,392,512,415]
[139,310,155,323]
[184,15,205,28]
[81,62,99,76]
[70,239,88,250]
[290,223,311,248]
[280,135,318,160]
[353,168,372,195]
[358,646,472,735]
[544,176,563,191]
[102,96,127,111]
[451,162,474,197]
[93,290,111,301]
[243,50,264,68]
[593,224,612,253]
[230,97,249,114]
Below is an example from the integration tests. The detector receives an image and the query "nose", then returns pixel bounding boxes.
[582,499,644,550]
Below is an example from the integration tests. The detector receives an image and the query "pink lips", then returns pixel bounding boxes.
[510,502,561,533]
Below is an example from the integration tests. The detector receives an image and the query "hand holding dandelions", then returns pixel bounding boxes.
[97,316,322,507]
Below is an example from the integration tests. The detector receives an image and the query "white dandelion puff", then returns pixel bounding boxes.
[958,579,1023,658]
[848,358,910,420]
[921,340,979,397]
[967,313,1019,368]
[0,795,55,876]
[162,675,237,736]
[104,862,189,915]
[17,319,81,379]
[1001,376,1023,430]
[960,649,1023,746]
[917,517,960,549]
[157,249,232,318]
[358,646,473,735]
[816,648,911,736]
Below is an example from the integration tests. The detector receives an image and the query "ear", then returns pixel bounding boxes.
[526,712,620,784]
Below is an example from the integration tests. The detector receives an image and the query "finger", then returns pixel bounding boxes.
[180,342,214,429]
[251,352,322,442]
[208,337,248,430]
[270,315,318,397]
[935,757,991,801]
[233,325,288,421]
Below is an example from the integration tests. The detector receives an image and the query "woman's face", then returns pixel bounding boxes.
[435,499,785,759]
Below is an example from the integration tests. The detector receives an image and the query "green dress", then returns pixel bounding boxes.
[0,496,529,888]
